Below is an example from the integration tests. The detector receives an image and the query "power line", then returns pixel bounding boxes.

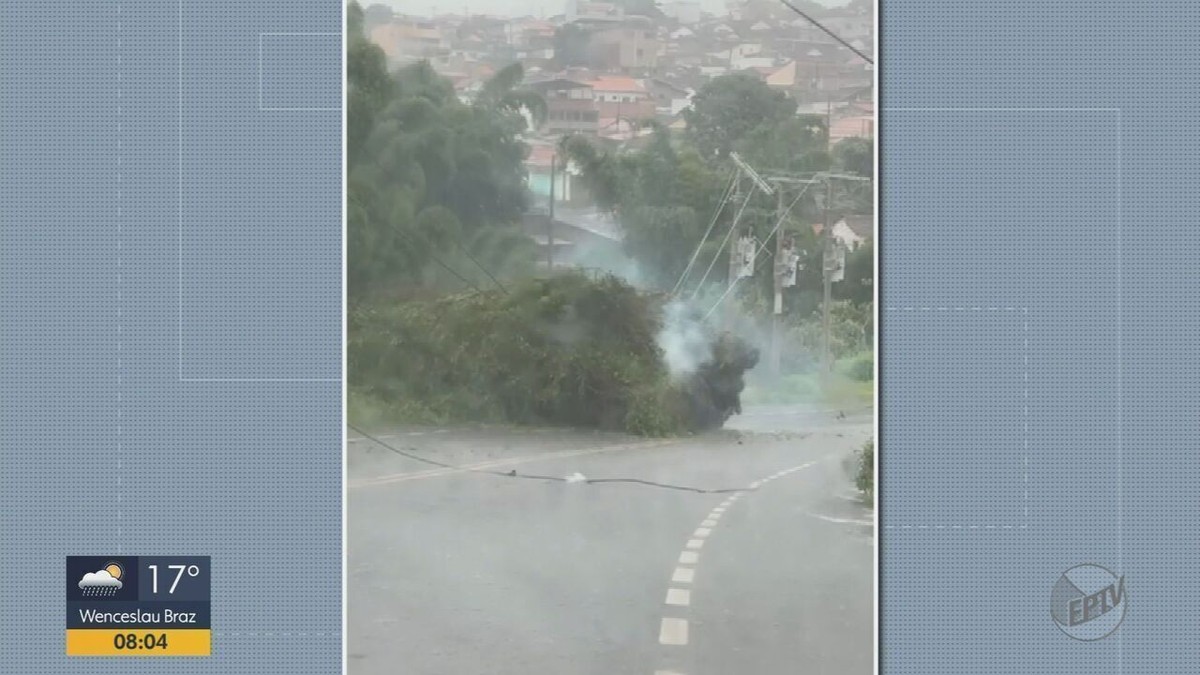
[453,237,509,294]
[429,251,483,293]
[777,0,874,65]
[690,184,757,299]
[347,424,755,494]
[703,180,813,320]
[672,168,734,294]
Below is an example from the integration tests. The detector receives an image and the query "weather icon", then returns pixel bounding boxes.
[78,562,124,596]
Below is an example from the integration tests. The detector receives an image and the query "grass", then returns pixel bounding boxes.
[347,388,455,428]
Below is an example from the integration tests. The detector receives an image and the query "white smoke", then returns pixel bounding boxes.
[657,299,713,380]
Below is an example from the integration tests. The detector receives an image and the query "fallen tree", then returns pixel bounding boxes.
[348,272,759,436]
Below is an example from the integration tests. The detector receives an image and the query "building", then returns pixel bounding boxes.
[815,215,873,250]
[584,16,660,72]
[642,77,693,117]
[528,78,601,135]
[660,0,702,25]
[565,0,624,22]
[369,18,449,65]
[586,75,656,123]
[829,114,874,144]
[822,13,873,41]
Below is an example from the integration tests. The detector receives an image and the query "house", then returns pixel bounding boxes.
[829,114,875,143]
[505,18,557,48]
[585,75,656,123]
[522,206,624,271]
[528,78,600,135]
[763,60,797,88]
[565,0,624,21]
[822,13,873,41]
[642,77,692,117]
[586,17,660,72]
[369,18,449,66]
[814,215,873,250]
[524,143,576,204]
[660,0,702,24]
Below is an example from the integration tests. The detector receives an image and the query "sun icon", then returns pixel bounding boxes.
[103,562,123,581]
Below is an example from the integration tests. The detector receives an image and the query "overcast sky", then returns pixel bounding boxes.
[376,0,854,20]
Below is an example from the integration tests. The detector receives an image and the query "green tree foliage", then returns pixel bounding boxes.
[683,73,798,159]
[835,240,873,305]
[833,136,872,178]
[346,2,542,299]
[561,130,748,290]
[856,438,874,499]
[735,114,832,174]
[349,273,757,434]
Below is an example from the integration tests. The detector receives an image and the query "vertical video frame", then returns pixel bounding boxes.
[345,0,875,672]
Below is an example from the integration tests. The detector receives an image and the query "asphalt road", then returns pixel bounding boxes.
[348,406,873,675]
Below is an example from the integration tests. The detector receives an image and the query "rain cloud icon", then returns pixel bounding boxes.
[78,562,124,597]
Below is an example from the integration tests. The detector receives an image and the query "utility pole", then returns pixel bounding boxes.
[770,186,785,375]
[724,177,742,332]
[820,177,834,378]
[826,97,833,153]
[548,154,556,271]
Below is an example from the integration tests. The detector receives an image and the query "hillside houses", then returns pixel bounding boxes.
[362,2,873,195]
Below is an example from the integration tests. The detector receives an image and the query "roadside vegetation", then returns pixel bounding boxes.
[856,439,875,501]
[349,272,759,435]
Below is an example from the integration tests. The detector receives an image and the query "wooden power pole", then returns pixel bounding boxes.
[770,187,786,375]
[548,154,556,271]
[820,177,834,377]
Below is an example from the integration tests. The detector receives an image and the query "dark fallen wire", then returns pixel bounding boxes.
[348,424,755,495]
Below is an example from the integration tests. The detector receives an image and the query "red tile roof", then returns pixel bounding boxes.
[585,75,647,94]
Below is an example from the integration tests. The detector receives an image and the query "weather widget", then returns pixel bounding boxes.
[65,556,211,656]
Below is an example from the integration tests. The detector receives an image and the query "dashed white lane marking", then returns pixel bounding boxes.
[659,618,689,646]
[654,455,836,674]
[665,588,691,606]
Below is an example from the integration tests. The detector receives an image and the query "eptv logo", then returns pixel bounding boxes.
[1050,564,1127,641]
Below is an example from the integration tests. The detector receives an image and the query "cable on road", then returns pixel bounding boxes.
[348,424,756,495]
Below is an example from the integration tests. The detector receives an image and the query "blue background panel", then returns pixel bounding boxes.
[883,1,1200,671]
[0,1,342,673]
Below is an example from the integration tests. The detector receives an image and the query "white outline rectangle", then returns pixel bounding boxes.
[880,106,1122,534]
[882,307,1029,529]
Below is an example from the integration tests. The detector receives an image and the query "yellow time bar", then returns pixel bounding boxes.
[66,629,211,656]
